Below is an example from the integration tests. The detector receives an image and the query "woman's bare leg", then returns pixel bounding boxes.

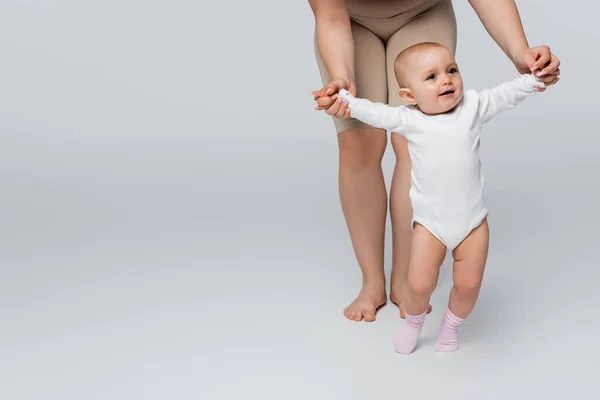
[338,127,388,322]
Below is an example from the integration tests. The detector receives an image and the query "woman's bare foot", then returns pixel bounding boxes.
[343,284,387,322]
[390,291,432,319]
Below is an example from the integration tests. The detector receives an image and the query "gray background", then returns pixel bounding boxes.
[0,0,597,399]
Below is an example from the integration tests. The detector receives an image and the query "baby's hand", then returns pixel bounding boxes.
[311,79,353,119]
[529,73,547,93]
[337,89,353,117]
[338,88,353,102]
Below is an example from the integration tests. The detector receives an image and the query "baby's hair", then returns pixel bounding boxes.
[394,42,448,88]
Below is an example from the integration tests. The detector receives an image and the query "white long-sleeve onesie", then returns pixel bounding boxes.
[339,74,545,249]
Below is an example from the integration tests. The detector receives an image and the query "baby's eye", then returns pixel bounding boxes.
[426,74,435,80]
[449,67,458,74]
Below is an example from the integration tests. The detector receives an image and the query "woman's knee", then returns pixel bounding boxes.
[338,128,387,171]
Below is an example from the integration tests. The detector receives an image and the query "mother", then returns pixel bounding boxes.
[309,0,560,322]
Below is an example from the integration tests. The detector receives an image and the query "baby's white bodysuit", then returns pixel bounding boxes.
[339,74,545,249]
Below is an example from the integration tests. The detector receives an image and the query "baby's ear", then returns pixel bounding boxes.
[398,88,416,105]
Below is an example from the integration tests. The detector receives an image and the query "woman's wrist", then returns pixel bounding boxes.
[508,44,529,67]
[334,73,354,88]
[334,73,356,95]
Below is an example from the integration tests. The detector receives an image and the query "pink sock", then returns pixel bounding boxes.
[393,310,427,354]
[435,308,465,352]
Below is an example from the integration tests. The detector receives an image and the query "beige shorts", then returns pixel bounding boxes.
[314,0,457,134]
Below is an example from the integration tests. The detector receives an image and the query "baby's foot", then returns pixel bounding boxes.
[393,310,427,354]
[390,291,432,319]
[434,308,465,353]
[343,284,387,322]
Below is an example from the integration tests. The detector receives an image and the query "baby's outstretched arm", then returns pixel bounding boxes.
[477,74,546,124]
[338,89,408,133]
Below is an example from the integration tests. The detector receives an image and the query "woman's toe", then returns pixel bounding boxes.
[363,310,376,322]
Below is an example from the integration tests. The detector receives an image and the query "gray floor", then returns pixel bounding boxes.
[1,1,599,399]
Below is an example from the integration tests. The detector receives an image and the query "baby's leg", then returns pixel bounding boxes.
[435,219,489,352]
[394,223,446,354]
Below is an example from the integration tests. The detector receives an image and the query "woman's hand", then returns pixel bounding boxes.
[311,78,355,118]
[513,45,560,92]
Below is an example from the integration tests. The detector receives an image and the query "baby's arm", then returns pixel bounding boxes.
[338,89,408,133]
[477,74,546,124]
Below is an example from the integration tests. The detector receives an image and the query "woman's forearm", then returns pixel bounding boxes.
[468,0,529,64]
[315,19,355,84]
[309,0,355,84]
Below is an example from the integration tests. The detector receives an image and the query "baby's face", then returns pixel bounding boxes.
[402,48,464,115]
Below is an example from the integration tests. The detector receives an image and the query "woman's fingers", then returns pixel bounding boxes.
[342,98,351,118]
[316,94,335,108]
[545,76,560,87]
[535,75,559,92]
[313,93,352,118]
[325,102,341,116]
[313,93,338,111]
[540,55,561,77]
[312,78,353,116]
[532,47,552,74]
[312,89,325,101]
[540,70,559,85]
[325,95,343,116]
[333,96,349,118]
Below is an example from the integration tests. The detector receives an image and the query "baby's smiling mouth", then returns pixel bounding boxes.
[439,89,455,97]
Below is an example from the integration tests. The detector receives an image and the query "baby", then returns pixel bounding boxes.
[337,42,546,354]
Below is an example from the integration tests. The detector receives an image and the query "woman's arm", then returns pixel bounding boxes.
[467,0,528,65]
[468,0,560,88]
[308,0,355,117]
[309,0,354,87]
